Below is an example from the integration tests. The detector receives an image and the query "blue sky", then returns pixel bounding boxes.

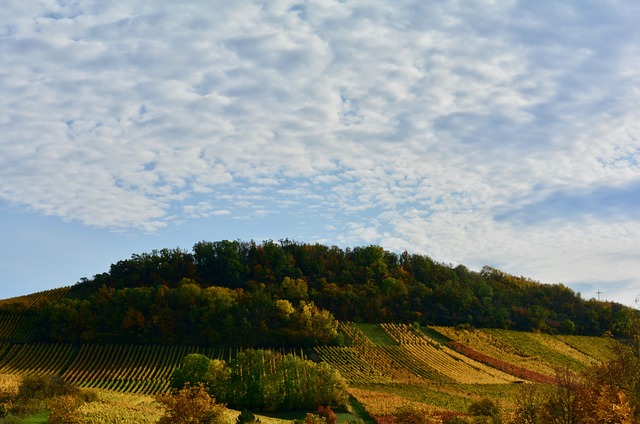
[1,0,639,305]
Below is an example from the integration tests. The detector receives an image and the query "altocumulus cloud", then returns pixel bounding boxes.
[1,0,639,303]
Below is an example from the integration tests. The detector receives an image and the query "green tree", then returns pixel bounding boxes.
[171,350,348,413]
[171,354,220,389]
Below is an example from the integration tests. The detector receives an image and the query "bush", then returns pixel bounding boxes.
[8,375,79,418]
[299,406,337,424]
[302,414,326,424]
[316,406,337,424]
[47,394,83,424]
[394,404,442,424]
[468,399,501,423]
[468,399,500,417]
[17,375,77,401]
[76,389,99,403]
[236,410,260,424]
[0,375,20,417]
[440,411,470,424]
[157,384,229,424]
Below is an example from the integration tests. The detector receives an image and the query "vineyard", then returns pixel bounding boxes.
[0,287,71,309]
[0,304,620,417]
[315,323,619,416]
[0,340,290,395]
[0,288,73,343]
[0,313,37,341]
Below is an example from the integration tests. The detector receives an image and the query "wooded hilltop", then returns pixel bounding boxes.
[5,240,632,347]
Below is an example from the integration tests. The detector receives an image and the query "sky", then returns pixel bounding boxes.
[1,1,639,306]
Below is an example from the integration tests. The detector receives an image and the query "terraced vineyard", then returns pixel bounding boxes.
[0,288,73,343]
[316,323,620,417]
[555,334,619,362]
[482,328,596,372]
[0,313,37,341]
[0,339,259,395]
[0,304,620,417]
[432,326,558,380]
[381,323,518,384]
[0,287,71,309]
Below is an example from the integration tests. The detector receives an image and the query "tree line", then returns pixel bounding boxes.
[171,350,349,412]
[18,239,635,346]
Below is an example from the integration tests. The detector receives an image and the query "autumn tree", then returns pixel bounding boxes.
[157,384,229,424]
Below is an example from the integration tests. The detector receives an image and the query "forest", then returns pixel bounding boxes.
[5,239,632,347]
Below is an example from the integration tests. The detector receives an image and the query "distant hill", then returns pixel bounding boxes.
[0,240,634,347]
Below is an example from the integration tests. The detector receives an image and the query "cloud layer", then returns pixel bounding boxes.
[1,0,639,303]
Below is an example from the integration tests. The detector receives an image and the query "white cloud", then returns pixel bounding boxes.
[1,0,639,302]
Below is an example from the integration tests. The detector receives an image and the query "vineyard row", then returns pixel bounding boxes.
[0,342,303,395]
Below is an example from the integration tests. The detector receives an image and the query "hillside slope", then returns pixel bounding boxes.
[0,240,634,348]
[0,320,618,417]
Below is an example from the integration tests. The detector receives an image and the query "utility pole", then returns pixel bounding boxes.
[596,290,602,301]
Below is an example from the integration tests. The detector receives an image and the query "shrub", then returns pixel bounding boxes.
[17,375,76,401]
[440,411,470,424]
[76,389,99,403]
[394,404,442,424]
[303,414,327,424]
[468,399,499,417]
[8,375,79,418]
[0,375,20,417]
[157,384,229,424]
[300,406,337,424]
[236,410,260,424]
[47,394,83,424]
[316,406,337,424]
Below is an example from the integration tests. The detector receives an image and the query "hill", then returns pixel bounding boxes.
[0,240,634,347]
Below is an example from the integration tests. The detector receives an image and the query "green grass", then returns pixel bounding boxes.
[354,324,397,346]
[3,412,49,423]
[421,326,453,344]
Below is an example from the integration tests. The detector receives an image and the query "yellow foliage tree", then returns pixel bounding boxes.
[157,384,229,424]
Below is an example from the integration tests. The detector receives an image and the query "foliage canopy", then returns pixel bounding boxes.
[0,240,631,346]
[171,350,349,412]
